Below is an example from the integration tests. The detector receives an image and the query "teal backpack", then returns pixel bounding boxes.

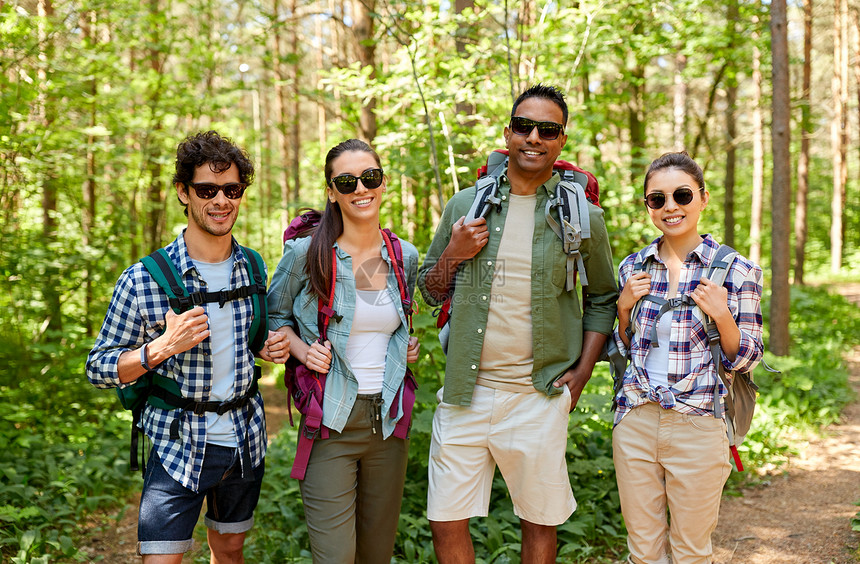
[117,246,268,474]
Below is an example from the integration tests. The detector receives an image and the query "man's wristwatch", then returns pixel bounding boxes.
[140,343,156,371]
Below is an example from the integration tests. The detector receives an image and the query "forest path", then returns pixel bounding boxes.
[711,282,860,564]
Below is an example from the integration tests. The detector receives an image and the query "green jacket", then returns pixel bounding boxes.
[418,172,618,406]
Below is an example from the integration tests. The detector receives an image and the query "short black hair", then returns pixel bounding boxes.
[511,83,568,126]
[173,131,254,215]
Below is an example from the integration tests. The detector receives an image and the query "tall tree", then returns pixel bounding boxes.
[353,0,378,142]
[673,53,687,151]
[794,0,813,284]
[770,0,791,355]
[831,0,848,273]
[37,0,62,335]
[750,5,765,264]
[723,0,739,248]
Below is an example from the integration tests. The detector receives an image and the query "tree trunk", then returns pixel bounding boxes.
[353,0,377,142]
[455,0,477,158]
[628,62,646,183]
[750,8,765,265]
[770,0,791,356]
[38,0,62,335]
[673,53,687,151]
[831,0,848,273]
[794,0,813,284]
[272,0,293,221]
[81,9,98,337]
[145,0,164,252]
[723,0,739,248]
[289,0,301,202]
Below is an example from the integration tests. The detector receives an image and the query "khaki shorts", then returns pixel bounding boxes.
[427,384,576,526]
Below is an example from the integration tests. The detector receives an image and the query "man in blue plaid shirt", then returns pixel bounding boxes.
[87,131,289,563]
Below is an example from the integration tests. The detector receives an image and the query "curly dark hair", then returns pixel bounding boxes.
[511,83,568,126]
[173,131,255,215]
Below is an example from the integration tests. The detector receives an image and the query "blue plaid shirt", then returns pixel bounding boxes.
[612,235,763,426]
[87,232,267,491]
[267,235,418,437]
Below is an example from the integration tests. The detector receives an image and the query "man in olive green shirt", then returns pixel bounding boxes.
[418,84,618,564]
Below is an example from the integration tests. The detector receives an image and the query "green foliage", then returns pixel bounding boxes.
[0,348,135,563]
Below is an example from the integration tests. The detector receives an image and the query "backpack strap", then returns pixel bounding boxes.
[464,153,506,222]
[239,246,268,353]
[546,178,591,290]
[381,228,414,332]
[141,249,188,314]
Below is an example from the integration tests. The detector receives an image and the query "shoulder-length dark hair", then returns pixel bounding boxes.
[306,139,382,300]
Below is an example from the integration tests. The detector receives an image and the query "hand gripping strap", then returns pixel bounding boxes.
[290,248,338,480]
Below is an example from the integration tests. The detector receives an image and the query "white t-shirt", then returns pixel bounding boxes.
[346,289,400,394]
[192,256,238,447]
[643,311,672,390]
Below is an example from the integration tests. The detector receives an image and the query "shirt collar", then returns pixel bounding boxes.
[171,229,245,277]
[638,234,718,266]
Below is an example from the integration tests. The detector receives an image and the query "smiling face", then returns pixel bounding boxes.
[503,96,567,188]
[326,150,384,227]
[644,167,709,244]
[177,162,242,239]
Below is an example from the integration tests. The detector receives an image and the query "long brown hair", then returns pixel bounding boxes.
[306,139,382,300]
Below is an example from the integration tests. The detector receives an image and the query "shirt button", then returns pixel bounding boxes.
[471,364,477,370]
[495,227,501,232]
[477,328,483,334]
[487,261,492,266]
[481,295,488,301]
[501,195,507,201]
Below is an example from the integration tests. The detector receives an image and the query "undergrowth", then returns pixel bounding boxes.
[1,284,857,562]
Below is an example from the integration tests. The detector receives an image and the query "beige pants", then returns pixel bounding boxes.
[612,403,732,564]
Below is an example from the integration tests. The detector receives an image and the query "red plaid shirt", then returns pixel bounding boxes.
[611,235,763,426]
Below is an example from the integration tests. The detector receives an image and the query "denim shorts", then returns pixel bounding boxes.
[138,444,265,555]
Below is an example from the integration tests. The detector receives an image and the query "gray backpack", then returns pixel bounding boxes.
[437,151,597,352]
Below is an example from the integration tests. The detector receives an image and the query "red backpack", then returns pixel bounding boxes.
[282,210,417,479]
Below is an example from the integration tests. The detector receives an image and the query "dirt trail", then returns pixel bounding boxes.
[711,283,860,564]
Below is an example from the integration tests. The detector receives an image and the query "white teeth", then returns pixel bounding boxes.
[354,198,372,205]
[664,216,683,225]
[523,151,541,156]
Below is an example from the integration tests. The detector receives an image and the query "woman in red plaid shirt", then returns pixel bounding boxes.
[611,151,764,564]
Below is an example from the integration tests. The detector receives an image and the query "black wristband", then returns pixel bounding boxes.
[140,343,155,371]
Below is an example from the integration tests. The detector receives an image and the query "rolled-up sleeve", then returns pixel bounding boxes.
[612,254,637,358]
[267,239,308,331]
[86,269,143,389]
[581,206,619,335]
[722,260,764,374]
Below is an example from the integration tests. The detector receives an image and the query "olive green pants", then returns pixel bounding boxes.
[299,394,409,564]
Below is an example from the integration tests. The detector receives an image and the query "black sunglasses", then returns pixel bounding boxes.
[644,187,702,210]
[509,116,564,140]
[329,168,384,194]
[187,182,248,200]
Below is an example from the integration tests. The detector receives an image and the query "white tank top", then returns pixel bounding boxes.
[643,311,672,390]
[346,289,400,394]
[192,256,238,447]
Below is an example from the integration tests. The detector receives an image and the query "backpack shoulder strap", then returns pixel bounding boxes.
[240,246,268,353]
[381,229,414,332]
[465,153,507,223]
[140,248,188,314]
[546,179,591,290]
